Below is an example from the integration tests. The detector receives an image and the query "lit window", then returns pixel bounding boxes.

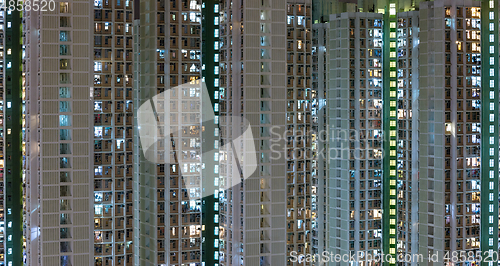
[190,0,197,9]
[190,64,197,73]
[59,115,71,127]
[60,31,70,42]
[94,62,102,71]
[390,4,396,15]
[94,205,103,215]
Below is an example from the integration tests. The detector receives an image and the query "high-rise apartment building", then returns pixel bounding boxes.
[23,1,136,266]
[319,2,427,266]
[316,0,421,265]
[327,12,387,262]
[134,0,220,265]
[22,1,224,266]
[13,1,500,266]
[418,0,489,263]
[24,1,95,266]
[92,0,135,265]
[313,2,415,263]
[317,1,500,266]
[218,1,314,266]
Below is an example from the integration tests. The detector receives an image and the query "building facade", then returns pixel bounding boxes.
[320,1,500,266]
[24,1,95,265]
[218,0,314,266]
[418,0,491,263]
[134,0,220,265]
[5,6,19,266]
[12,1,500,266]
[92,0,135,265]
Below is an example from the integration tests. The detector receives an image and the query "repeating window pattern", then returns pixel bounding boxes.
[93,0,135,265]
[152,0,203,265]
[329,14,385,262]
[286,3,314,266]
[395,12,419,262]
